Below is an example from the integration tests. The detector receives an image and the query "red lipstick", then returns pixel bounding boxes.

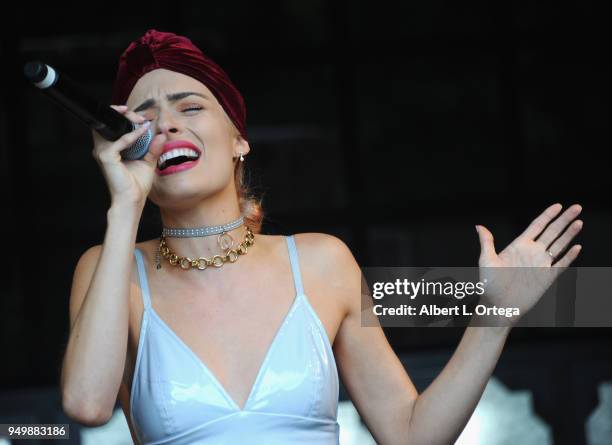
[156,140,202,176]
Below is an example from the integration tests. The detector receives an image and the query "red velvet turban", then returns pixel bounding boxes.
[111,29,247,140]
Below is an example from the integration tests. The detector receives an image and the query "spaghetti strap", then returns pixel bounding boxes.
[133,248,152,310]
[285,235,304,296]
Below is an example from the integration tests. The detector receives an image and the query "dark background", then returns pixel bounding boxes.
[1,1,611,444]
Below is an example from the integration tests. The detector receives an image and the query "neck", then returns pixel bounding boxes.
[158,195,248,260]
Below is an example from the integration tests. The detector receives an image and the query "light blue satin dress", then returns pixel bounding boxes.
[130,235,340,444]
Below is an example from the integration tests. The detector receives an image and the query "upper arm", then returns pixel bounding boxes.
[68,245,103,331]
[62,245,103,409]
[65,244,135,423]
[318,234,418,445]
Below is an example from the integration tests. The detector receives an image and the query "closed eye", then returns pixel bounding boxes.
[139,107,203,122]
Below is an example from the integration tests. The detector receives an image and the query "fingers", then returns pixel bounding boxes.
[553,244,582,268]
[109,104,163,163]
[110,104,147,125]
[142,131,168,164]
[476,225,497,263]
[535,204,583,248]
[519,203,563,241]
[547,218,583,259]
[92,104,150,160]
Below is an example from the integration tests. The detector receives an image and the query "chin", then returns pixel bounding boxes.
[153,188,217,210]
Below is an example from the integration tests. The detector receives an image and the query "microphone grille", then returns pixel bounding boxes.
[120,126,153,160]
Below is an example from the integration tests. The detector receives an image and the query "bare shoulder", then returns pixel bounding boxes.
[69,242,140,329]
[292,232,362,310]
[292,232,354,261]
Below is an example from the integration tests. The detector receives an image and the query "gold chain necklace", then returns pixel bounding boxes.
[156,226,255,270]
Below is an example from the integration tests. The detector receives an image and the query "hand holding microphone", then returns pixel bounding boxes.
[91,105,166,208]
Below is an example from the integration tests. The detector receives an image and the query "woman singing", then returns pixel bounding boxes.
[60,29,583,445]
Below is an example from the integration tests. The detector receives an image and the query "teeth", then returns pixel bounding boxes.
[158,148,199,168]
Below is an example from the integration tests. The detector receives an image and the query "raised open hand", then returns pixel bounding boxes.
[475,203,583,325]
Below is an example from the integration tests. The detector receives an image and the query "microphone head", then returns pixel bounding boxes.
[120,123,154,160]
[24,61,57,89]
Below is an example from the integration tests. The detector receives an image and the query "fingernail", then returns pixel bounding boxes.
[475,225,480,233]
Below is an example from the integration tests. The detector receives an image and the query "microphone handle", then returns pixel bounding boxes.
[24,61,152,160]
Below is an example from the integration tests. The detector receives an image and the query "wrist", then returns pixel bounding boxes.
[468,305,517,330]
[107,201,143,222]
[467,323,512,340]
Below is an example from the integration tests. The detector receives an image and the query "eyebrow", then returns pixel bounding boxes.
[133,92,210,112]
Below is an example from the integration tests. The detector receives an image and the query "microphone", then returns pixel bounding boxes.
[23,60,153,160]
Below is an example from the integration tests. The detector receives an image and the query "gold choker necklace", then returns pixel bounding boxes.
[156,226,255,270]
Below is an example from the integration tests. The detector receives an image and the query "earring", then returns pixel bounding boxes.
[239,152,244,162]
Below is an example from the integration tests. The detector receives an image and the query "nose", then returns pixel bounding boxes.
[155,108,180,135]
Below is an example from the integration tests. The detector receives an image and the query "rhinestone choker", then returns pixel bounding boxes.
[162,215,244,237]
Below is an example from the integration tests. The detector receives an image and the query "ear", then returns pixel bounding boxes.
[233,134,250,157]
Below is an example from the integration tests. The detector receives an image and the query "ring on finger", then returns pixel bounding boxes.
[546,250,555,261]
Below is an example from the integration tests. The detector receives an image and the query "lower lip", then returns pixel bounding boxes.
[156,157,200,176]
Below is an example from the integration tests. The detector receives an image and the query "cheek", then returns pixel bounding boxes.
[197,130,235,159]
[200,148,234,176]
[195,113,234,143]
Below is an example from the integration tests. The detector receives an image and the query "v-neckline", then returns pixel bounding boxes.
[133,236,305,412]
[147,292,303,412]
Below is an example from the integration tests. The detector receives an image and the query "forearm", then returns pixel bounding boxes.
[61,204,141,420]
[405,325,511,445]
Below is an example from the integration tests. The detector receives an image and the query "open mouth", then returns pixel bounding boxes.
[157,147,201,174]
[158,155,199,171]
